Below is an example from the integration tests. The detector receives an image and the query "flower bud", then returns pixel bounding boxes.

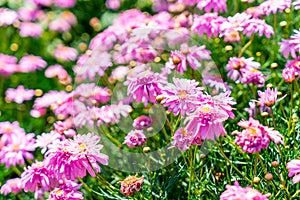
[264,173,273,181]
[272,161,279,168]
[253,177,260,184]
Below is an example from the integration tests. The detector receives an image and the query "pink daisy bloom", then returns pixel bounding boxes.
[282,66,296,83]
[0,133,36,167]
[279,30,300,58]
[120,176,144,197]
[49,181,83,200]
[259,0,292,16]
[240,68,266,87]
[197,0,227,13]
[245,6,265,18]
[49,18,72,32]
[233,118,284,153]
[109,66,129,82]
[74,83,111,105]
[45,133,109,180]
[221,181,270,200]
[45,64,72,85]
[160,78,203,116]
[172,127,195,151]
[125,68,167,105]
[0,178,21,195]
[19,22,43,38]
[18,55,47,73]
[33,0,52,6]
[35,131,61,154]
[287,160,300,183]
[243,18,274,38]
[105,0,121,10]
[0,8,18,26]
[20,161,57,192]
[257,88,286,107]
[53,0,76,8]
[192,13,226,38]
[124,130,147,148]
[5,85,35,104]
[0,121,26,145]
[60,11,77,26]
[0,53,18,76]
[285,58,300,73]
[133,116,152,130]
[54,45,78,61]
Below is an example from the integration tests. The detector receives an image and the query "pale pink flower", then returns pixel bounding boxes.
[35,131,61,154]
[133,116,152,130]
[243,18,274,38]
[74,83,111,105]
[220,13,252,38]
[0,133,36,167]
[19,22,43,38]
[105,0,121,10]
[33,0,52,6]
[257,88,286,107]
[45,133,109,180]
[233,118,284,153]
[49,181,83,200]
[60,11,77,26]
[259,0,292,16]
[49,18,71,32]
[160,78,203,116]
[5,85,35,104]
[54,45,78,61]
[18,55,47,72]
[120,176,144,196]
[124,130,147,148]
[197,0,227,13]
[53,0,76,8]
[0,53,18,76]
[172,127,194,151]
[221,181,270,200]
[0,8,18,26]
[282,66,296,83]
[287,160,300,183]
[280,30,300,58]
[1,178,22,195]
[20,161,57,192]
[0,121,26,145]
[294,0,300,10]
[245,6,265,18]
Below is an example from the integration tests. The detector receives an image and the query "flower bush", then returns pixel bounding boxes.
[0,0,300,199]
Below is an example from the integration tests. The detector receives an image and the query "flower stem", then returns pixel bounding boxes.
[238,35,254,58]
[287,84,294,136]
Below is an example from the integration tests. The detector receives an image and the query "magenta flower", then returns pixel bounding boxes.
[0,53,18,76]
[5,85,35,104]
[49,181,83,200]
[45,133,109,180]
[18,55,47,73]
[105,0,121,10]
[0,133,36,167]
[221,181,270,200]
[133,116,152,130]
[124,130,147,148]
[279,30,300,58]
[74,83,111,104]
[259,0,292,16]
[192,13,226,38]
[54,45,78,61]
[125,67,166,105]
[197,0,227,13]
[257,88,286,107]
[49,18,72,32]
[33,0,52,6]
[0,121,26,145]
[233,118,284,153]
[243,18,274,38]
[120,176,144,196]
[294,0,300,10]
[19,22,43,38]
[20,161,57,192]
[172,127,194,151]
[53,0,76,8]
[0,178,21,195]
[282,66,296,83]
[0,8,18,26]
[160,78,203,116]
[287,160,300,183]
[286,58,300,73]
[245,6,265,18]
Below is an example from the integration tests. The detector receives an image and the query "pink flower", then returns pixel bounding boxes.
[172,127,195,151]
[192,13,226,38]
[160,78,203,116]
[35,131,61,154]
[133,116,152,130]
[18,55,47,73]
[1,178,21,195]
[294,0,300,10]
[245,6,265,18]
[282,66,296,83]
[120,176,144,196]
[0,121,26,145]
[54,45,78,61]
[33,0,52,6]
[125,67,167,105]
[166,44,211,74]
[0,8,18,26]
[279,30,300,58]
[5,85,35,104]
[45,64,72,85]
[45,133,109,180]
[124,130,147,148]
[0,133,36,167]
[197,0,227,13]
[49,181,83,200]
[259,0,292,16]
[19,22,43,38]
[53,0,76,8]
[105,0,121,10]
[233,118,284,153]
[287,160,300,183]
[74,83,111,105]
[243,18,274,38]
[0,53,18,76]
[20,161,57,192]
[286,58,300,73]
[221,181,270,200]
[60,11,77,26]
[258,88,286,107]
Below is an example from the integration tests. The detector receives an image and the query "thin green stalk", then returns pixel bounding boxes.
[238,35,255,58]
[252,153,259,185]
[147,154,153,200]
[187,147,195,200]
[287,84,294,136]
[270,107,277,129]
[78,178,94,200]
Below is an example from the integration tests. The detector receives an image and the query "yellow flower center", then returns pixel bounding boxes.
[201,106,211,113]
[56,189,64,196]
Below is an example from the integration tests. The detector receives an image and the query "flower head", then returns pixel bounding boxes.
[49,181,83,200]
[5,85,35,104]
[54,45,78,61]
[197,0,227,13]
[124,130,147,148]
[259,0,292,16]
[133,116,152,130]
[1,178,21,195]
[120,176,144,196]
[287,160,300,183]
[172,128,195,151]
[257,88,286,107]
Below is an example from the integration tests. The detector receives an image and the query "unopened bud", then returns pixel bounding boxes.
[261,112,269,117]
[271,63,278,69]
[264,173,273,181]
[253,177,260,184]
[143,147,151,153]
[200,154,206,159]
[272,161,279,168]
[280,21,287,27]
[266,83,273,88]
